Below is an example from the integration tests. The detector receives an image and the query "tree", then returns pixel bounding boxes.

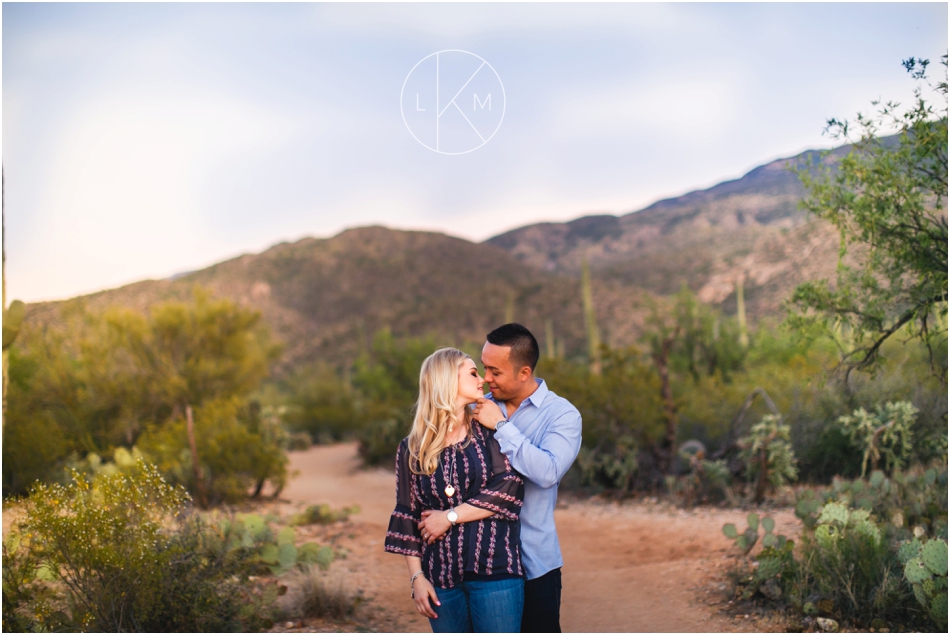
[2,288,284,501]
[788,56,948,381]
[642,286,748,474]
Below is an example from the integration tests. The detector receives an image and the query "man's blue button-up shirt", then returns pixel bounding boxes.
[490,378,582,580]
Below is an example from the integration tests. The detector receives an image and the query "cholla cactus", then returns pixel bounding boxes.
[837,401,916,477]
[739,414,799,503]
[899,537,948,629]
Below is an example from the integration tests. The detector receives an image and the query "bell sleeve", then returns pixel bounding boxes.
[384,438,424,557]
[466,428,525,521]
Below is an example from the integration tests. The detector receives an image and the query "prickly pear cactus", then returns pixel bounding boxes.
[817,501,850,527]
[901,537,948,629]
[723,513,790,556]
[220,515,333,576]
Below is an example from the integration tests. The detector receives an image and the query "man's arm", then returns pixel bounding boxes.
[494,409,582,489]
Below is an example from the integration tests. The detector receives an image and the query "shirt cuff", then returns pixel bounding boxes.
[494,420,525,454]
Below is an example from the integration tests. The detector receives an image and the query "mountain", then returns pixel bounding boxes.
[23,228,626,373]
[21,143,859,372]
[487,144,857,319]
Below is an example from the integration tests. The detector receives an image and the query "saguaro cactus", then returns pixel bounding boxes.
[736,276,749,348]
[581,258,601,375]
[544,318,556,359]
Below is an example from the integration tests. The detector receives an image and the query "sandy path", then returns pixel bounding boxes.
[282,443,797,633]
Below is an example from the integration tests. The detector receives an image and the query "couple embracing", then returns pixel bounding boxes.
[384,323,583,633]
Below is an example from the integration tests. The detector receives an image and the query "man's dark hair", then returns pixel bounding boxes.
[486,323,540,372]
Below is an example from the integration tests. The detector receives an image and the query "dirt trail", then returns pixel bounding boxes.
[282,443,798,632]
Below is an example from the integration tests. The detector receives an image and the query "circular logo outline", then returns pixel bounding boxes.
[400,49,506,155]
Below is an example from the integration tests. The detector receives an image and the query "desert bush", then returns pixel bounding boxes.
[2,462,279,632]
[357,411,412,467]
[280,565,364,621]
[724,498,943,630]
[792,503,916,627]
[138,396,288,505]
[287,431,314,451]
[542,349,663,491]
[2,288,284,502]
[292,503,360,526]
[795,463,948,537]
[354,329,439,466]
[282,363,360,444]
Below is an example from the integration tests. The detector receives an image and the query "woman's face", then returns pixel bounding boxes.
[457,358,485,404]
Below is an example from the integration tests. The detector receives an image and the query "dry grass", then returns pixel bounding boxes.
[279,565,364,621]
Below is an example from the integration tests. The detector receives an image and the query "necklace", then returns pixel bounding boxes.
[442,437,462,498]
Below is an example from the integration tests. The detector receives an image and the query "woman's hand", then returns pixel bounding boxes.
[418,510,451,544]
[413,575,440,618]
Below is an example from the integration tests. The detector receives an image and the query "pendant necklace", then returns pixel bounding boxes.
[443,441,458,498]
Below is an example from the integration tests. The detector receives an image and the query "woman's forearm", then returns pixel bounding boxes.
[454,502,494,524]
[405,555,423,576]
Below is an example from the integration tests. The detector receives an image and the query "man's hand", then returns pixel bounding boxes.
[412,575,440,618]
[473,398,505,430]
[418,510,451,544]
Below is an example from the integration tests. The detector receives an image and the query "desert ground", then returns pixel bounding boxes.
[273,443,801,633]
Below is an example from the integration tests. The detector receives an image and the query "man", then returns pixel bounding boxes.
[421,323,582,632]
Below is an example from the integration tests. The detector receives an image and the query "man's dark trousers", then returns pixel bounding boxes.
[520,567,562,633]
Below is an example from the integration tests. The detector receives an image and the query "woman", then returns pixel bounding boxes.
[384,348,525,633]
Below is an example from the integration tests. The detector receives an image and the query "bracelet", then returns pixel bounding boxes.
[409,571,425,598]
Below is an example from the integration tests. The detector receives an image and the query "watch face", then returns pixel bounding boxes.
[447,510,458,523]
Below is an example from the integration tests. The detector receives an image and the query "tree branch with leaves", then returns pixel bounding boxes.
[787,55,948,382]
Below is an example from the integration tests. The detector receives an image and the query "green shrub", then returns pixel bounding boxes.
[282,363,360,443]
[292,504,360,526]
[794,463,948,538]
[138,397,288,505]
[2,462,280,631]
[793,502,915,627]
[542,349,663,491]
[286,431,314,451]
[357,410,412,468]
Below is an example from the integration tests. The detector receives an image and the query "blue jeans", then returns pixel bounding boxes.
[429,577,524,633]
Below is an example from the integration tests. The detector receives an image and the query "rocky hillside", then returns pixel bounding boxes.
[487,144,857,320]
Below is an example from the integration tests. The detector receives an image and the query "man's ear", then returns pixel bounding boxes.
[518,366,532,382]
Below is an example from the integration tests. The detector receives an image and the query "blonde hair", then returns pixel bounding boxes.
[407,348,473,475]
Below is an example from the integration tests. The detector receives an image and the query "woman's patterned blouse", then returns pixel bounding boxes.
[384,421,525,589]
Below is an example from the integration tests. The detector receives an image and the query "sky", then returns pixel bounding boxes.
[3,2,947,303]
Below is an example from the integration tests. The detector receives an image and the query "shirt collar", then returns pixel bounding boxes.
[488,378,549,412]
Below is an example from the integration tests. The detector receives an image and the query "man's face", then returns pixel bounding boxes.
[481,342,522,401]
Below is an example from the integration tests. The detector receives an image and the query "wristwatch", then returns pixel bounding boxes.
[495,418,510,432]
[447,507,459,525]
